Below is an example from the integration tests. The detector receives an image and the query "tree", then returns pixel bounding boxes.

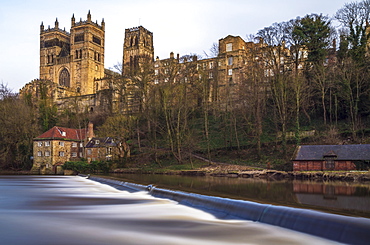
[335,0,370,62]
[239,37,267,157]
[334,1,370,139]
[0,83,40,170]
[257,21,293,157]
[98,114,136,161]
[292,14,333,125]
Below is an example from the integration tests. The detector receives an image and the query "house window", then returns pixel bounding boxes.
[228,69,233,76]
[79,152,83,158]
[38,142,43,147]
[209,72,213,79]
[59,141,64,146]
[45,141,50,146]
[155,69,158,75]
[45,151,50,157]
[80,143,84,148]
[228,57,233,66]
[87,149,92,155]
[209,62,214,69]
[226,43,233,52]
[37,151,42,157]
[59,151,65,157]
[71,152,77,157]
[72,142,77,148]
[95,140,100,145]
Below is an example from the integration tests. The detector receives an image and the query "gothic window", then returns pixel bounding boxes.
[59,68,70,87]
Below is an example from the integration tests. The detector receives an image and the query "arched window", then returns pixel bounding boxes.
[59,68,70,87]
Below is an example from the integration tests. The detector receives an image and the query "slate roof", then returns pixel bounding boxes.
[85,137,117,148]
[293,145,370,161]
[35,126,87,141]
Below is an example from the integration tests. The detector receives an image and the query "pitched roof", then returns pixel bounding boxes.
[85,137,117,148]
[35,126,87,141]
[293,144,370,161]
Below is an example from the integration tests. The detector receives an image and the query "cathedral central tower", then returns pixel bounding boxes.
[122,26,154,75]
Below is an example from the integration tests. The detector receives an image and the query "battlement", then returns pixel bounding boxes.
[41,27,70,35]
[73,19,104,30]
[125,26,152,35]
[72,11,105,31]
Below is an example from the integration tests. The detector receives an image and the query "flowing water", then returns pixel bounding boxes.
[0,175,343,245]
[104,173,370,218]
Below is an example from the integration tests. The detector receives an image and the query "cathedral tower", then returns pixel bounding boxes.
[39,11,105,96]
[123,26,154,75]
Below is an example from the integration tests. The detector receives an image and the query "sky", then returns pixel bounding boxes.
[0,0,351,92]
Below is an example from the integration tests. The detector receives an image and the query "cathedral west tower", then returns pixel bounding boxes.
[39,11,105,96]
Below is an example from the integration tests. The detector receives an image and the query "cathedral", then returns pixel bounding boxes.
[20,11,259,115]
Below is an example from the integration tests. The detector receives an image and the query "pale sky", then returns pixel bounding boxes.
[0,0,350,92]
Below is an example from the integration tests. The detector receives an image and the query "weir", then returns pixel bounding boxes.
[88,176,370,245]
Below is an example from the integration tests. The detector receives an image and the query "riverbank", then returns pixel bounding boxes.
[112,164,370,182]
[2,164,370,182]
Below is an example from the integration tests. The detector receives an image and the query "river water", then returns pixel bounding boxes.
[104,173,370,218]
[0,175,341,245]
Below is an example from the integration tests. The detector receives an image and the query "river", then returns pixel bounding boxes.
[104,173,370,218]
[0,175,346,245]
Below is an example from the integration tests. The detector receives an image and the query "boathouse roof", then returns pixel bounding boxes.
[292,144,370,161]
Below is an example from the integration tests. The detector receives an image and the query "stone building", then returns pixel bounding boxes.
[21,11,115,115]
[39,11,105,96]
[31,124,94,174]
[85,137,120,162]
[20,12,278,116]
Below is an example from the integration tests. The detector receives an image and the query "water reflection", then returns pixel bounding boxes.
[293,181,370,214]
[106,173,370,218]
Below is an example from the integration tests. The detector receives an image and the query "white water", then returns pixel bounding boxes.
[0,176,340,245]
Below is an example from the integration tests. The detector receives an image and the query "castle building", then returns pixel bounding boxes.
[20,12,272,116]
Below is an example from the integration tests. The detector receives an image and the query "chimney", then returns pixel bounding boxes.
[170,52,174,59]
[87,122,94,140]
